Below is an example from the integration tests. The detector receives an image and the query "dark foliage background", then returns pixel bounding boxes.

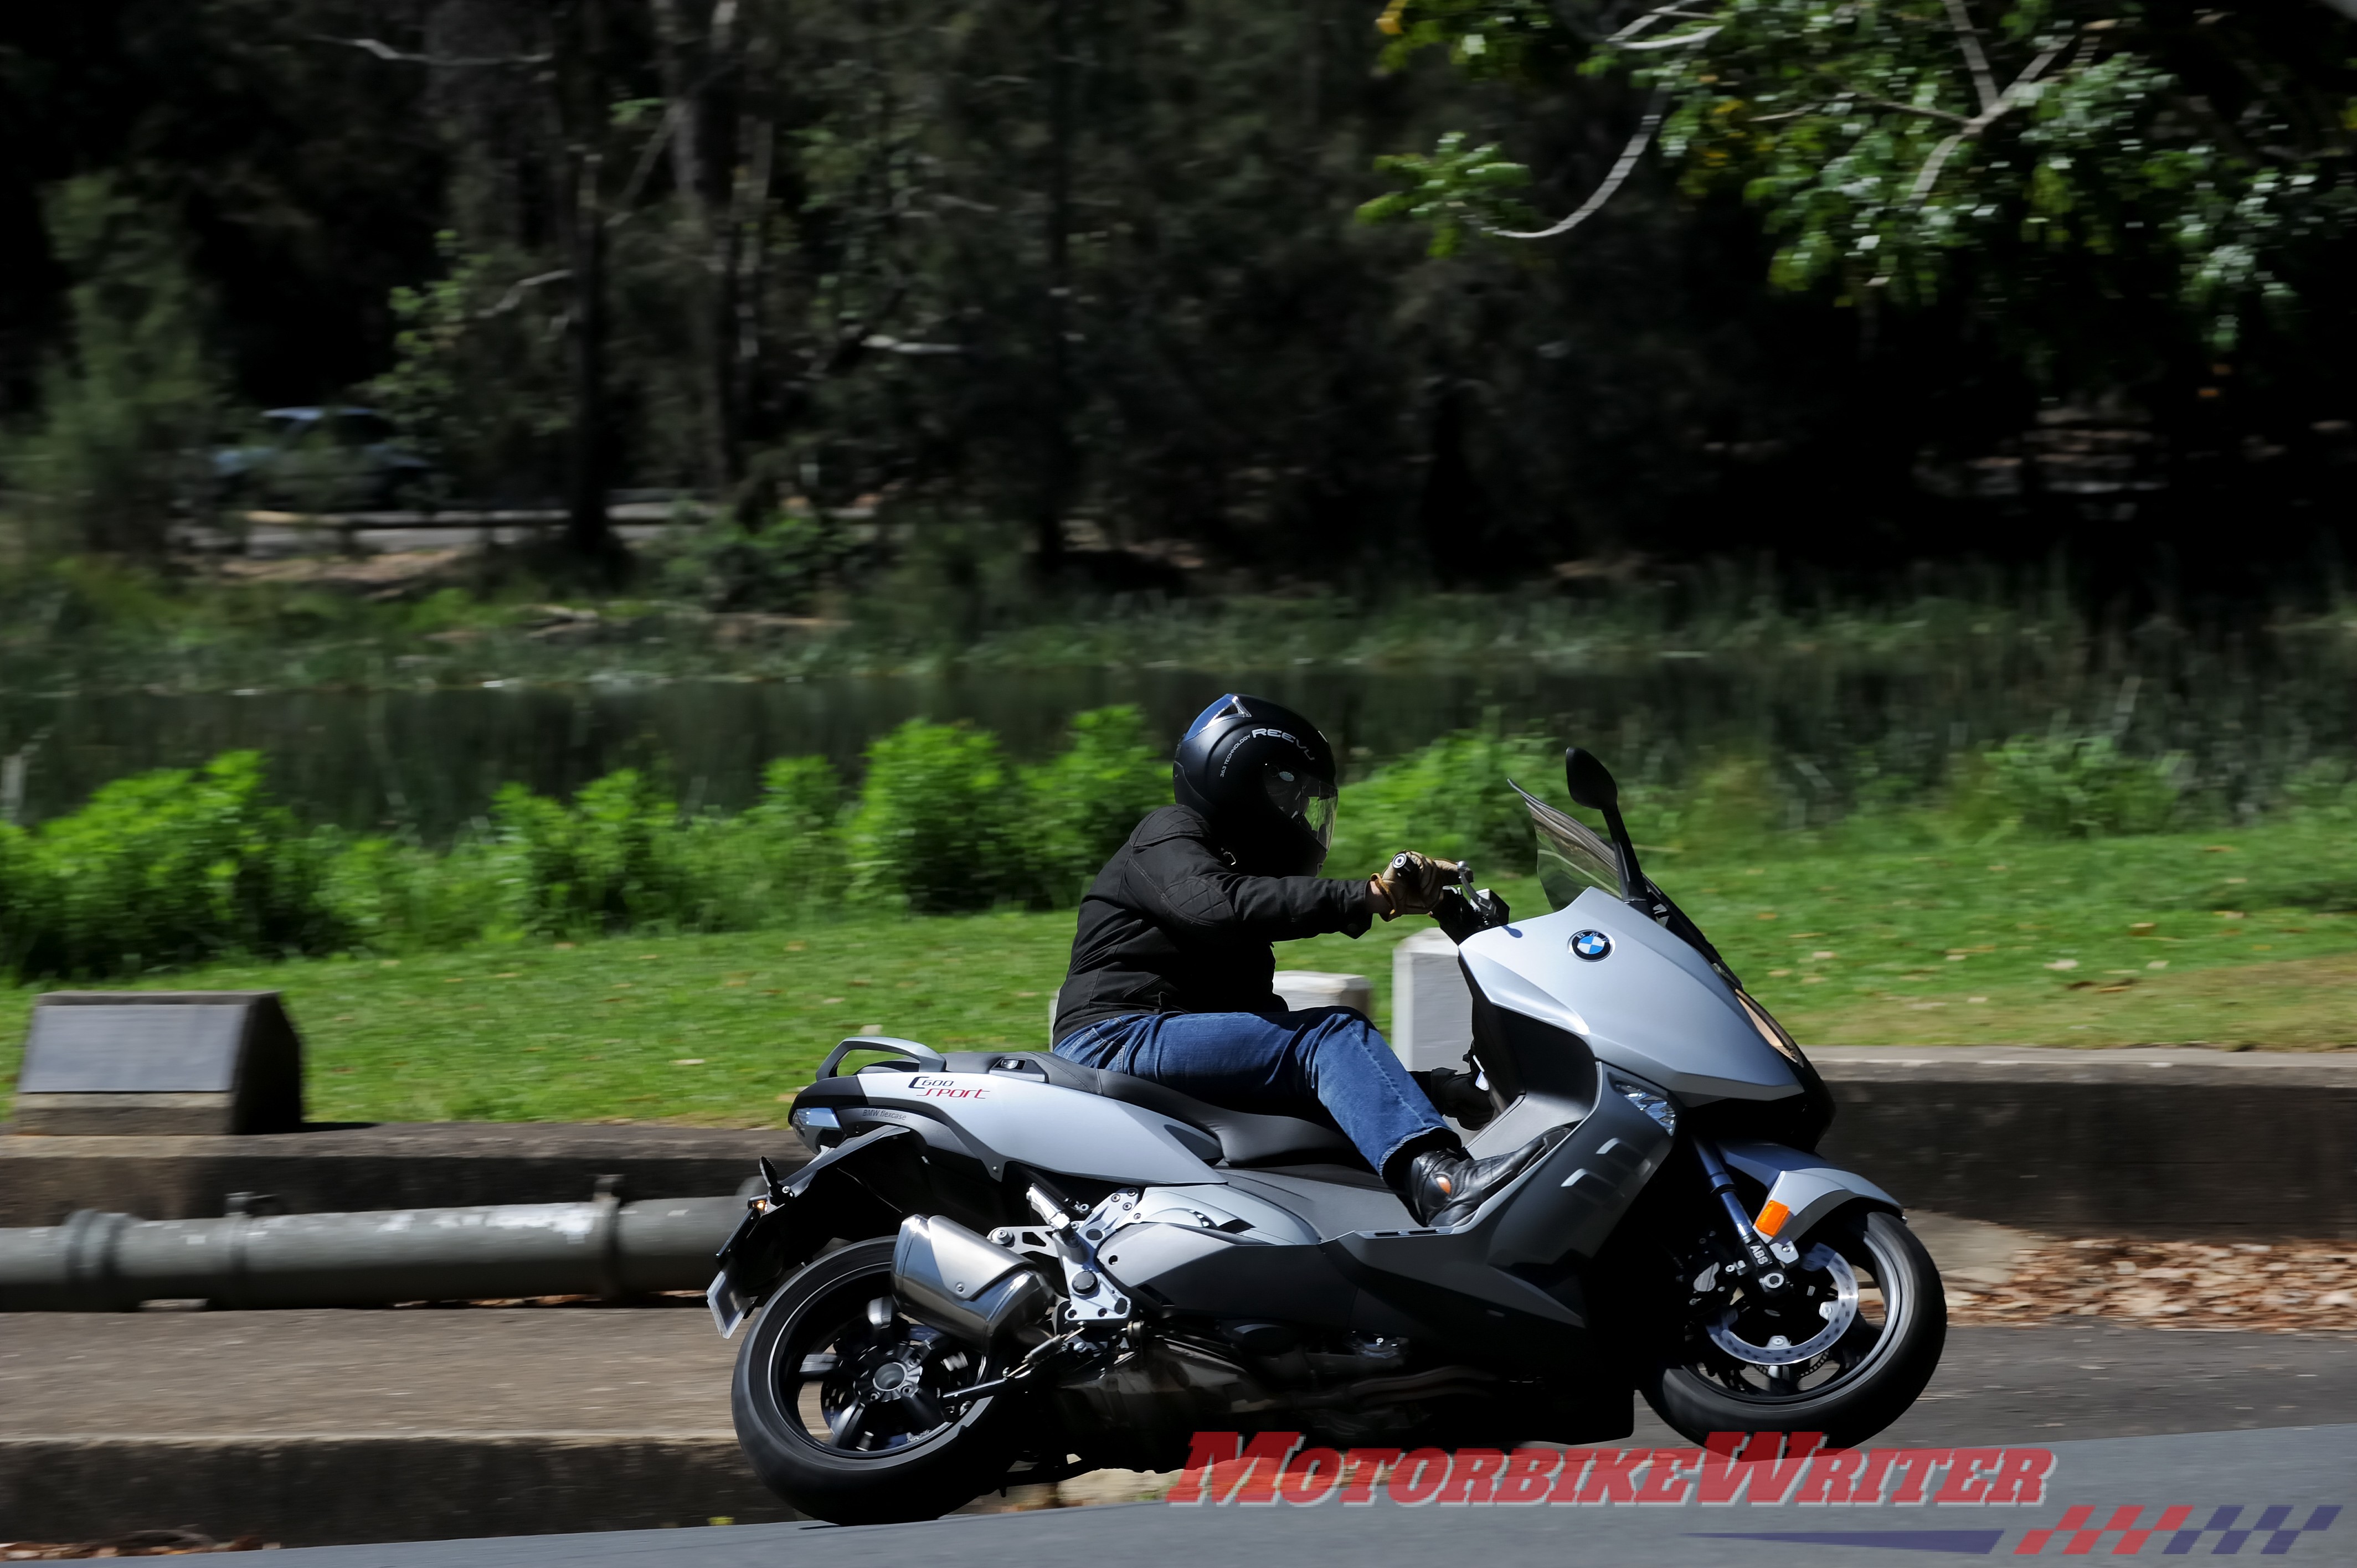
[2,0,2350,595]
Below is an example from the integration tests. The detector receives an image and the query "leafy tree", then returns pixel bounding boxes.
[1365,1,2357,359]
[7,175,219,555]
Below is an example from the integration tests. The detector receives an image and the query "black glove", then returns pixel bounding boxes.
[1412,1066,1497,1129]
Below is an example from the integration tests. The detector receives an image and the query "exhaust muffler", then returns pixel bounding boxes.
[892,1214,1055,1345]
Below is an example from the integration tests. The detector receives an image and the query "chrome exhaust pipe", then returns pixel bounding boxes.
[892,1214,1054,1345]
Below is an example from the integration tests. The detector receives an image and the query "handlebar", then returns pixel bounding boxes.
[1430,883,1511,945]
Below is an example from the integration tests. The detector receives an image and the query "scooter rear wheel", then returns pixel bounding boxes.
[1639,1206,1946,1451]
[731,1237,1014,1524]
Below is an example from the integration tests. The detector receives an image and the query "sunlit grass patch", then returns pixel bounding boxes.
[3,815,2351,1126]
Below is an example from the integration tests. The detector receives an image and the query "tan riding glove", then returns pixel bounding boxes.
[1367,851,1456,920]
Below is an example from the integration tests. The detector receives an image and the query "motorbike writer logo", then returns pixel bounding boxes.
[1169,1431,2054,1508]
[1168,1436,2343,1556]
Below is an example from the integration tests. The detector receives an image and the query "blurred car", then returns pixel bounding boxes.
[212,406,438,512]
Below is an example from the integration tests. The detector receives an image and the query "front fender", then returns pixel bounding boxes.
[1718,1139,1900,1246]
[707,1126,917,1336]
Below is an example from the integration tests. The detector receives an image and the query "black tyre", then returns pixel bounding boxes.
[1641,1206,1946,1450]
[730,1238,1012,1524]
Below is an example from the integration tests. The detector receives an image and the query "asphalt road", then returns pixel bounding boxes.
[10,1312,2351,1562]
[249,1423,2357,1568]
[9,1310,2352,1446]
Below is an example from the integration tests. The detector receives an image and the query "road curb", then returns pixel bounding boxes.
[6,1048,2351,1238]
[0,1435,797,1546]
[1811,1048,2357,1239]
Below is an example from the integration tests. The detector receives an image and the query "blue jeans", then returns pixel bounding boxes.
[1052,1008,1448,1177]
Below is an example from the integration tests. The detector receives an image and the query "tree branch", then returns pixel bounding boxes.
[478,269,573,318]
[1847,92,1973,126]
[1907,39,2068,202]
[611,102,686,218]
[308,34,551,67]
[1605,3,1725,43]
[1494,82,1671,239]
[1941,0,2002,115]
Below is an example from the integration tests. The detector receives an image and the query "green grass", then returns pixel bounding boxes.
[0,915,1084,1126]
[6,818,2353,1127]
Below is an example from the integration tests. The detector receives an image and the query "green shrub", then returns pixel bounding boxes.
[1021,706,1169,904]
[492,768,706,938]
[1329,730,1560,880]
[1965,733,2189,838]
[321,832,522,953]
[692,756,850,926]
[0,822,50,978]
[2,751,340,979]
[651,513,848,611]
[848,720,1019,912]
[0,717,2306,984]
[2283,757,2356,819]
[1614,755,1795,857]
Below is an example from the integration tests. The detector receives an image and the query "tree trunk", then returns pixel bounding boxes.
[653,0,747,499]
[725,100,776,523]
[564,149,615,564]
[1033,0,1074,576]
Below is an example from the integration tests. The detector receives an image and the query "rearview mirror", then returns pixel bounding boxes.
[1564,747,1619,812]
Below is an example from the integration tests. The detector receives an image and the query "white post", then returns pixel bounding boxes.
[1391,927,1473,1071]
[1270,971,1373,1020]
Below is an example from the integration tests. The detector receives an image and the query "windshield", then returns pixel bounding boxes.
[1510,775,1798,1059]
[1509,781,1623,910]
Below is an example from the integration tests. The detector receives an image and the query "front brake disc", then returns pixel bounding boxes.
[1705,1243,1859,1367]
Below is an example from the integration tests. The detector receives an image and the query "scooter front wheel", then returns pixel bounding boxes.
[1639,1206,1946,1450]
[731,1237,1015,1524]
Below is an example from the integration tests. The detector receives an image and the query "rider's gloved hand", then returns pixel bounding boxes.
[1367,851,1454,920]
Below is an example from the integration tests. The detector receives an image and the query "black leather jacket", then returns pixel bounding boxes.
[1052,805,1372,1043]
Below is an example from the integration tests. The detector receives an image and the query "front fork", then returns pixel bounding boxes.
[1692,1137,1799,1294]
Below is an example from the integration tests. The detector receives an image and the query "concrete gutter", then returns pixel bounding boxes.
[1811,1046,2357,1240]
[0,1122,794,1226]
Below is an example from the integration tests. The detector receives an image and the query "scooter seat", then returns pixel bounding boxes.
[943,1050,1366,1170]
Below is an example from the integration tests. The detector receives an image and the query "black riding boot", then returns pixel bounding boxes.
[1391,1132,1552,1229]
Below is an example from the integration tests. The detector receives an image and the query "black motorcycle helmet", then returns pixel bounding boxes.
[1172,693,1340,876]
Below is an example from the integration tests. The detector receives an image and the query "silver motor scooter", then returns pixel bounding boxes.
[709,746,1944,1523]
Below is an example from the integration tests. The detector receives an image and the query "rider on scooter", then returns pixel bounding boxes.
[1050,693,1552,1227]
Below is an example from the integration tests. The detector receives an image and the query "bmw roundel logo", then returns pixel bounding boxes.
[1571,929,1613,961]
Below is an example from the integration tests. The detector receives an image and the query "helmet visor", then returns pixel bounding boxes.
[1264,767,1338,852]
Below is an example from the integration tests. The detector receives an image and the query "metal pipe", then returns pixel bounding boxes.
[0,1193,744,1312]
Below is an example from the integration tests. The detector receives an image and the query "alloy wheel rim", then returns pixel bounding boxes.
[771,1276,989,1455]
[1681,1220,1908,1402]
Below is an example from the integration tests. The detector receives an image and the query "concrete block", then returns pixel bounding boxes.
[13,992,303,1136]
[1270,971,1371,1019]
[1390,928,1471,1071]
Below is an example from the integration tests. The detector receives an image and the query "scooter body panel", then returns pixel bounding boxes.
[1720,1139,1902,1239]
[849,1070,1224,1186]
[1461,888,1802,1102]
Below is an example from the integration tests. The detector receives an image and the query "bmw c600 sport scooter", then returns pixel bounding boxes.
[707,747,1946,1524]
